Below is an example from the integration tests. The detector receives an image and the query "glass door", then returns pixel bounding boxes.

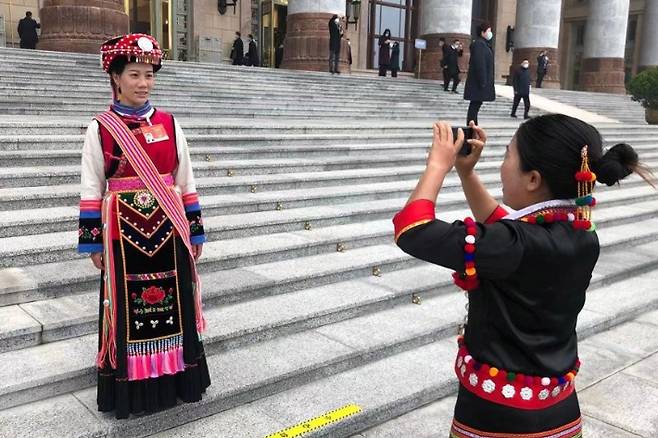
[124,0,173,58]
[261,0,288,68]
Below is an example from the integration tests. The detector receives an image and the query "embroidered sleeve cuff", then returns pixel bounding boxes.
[392,199,436,242]
[79,199,104,250]
[182,192,201,214]
[190,234,207,245]
[78,243,104,253]
[485,205,509,224]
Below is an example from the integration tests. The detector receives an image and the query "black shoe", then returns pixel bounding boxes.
[444,89,450,92]
[336,71,341,74]
[524,115,531,119]
[452,90,459,94]
[510,114,518,118]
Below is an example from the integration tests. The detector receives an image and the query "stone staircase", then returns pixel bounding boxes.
[0,47,657,438]
[532,87,647,125]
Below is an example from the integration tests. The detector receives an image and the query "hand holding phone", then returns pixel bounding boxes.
[451,126,474,155]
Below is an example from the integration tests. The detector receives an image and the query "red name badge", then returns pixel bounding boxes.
[141,124,170,144]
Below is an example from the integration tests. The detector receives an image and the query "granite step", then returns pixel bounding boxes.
[0,178,653,267]
[1,196,657,354]
[2,137,658,165]
[2,269,656,437]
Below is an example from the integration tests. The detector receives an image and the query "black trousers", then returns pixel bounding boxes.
[442,68,450,89]
[511,93,530,117]
[467,101,483,125]
[445,73,460,91]
[379,65,388,77]
[391,69,398,78]
[536,71,545,88]
[329,50,340,73]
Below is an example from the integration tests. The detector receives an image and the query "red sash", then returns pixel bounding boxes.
[95,111,206,336]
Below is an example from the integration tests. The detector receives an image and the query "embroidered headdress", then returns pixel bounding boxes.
[100,33,163,73]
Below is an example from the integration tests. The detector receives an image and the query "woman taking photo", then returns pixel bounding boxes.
[78,33,211,419]
[393,115,652,436]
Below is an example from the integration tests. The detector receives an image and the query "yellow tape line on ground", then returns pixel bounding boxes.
[265,403,362,438]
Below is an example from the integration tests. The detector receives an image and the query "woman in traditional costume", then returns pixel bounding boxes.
[393,115,652,437]
[78,33,211,419]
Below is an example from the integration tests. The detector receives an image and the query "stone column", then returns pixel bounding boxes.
[511,0,562,89]
[281,0,348,72]
[581,0,630,94]
[418,0,472,80]
[39,0,128,54]
[639,0,658,71]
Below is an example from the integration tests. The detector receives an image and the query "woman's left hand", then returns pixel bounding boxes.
[192,244,203,261]
[427,121,464,172]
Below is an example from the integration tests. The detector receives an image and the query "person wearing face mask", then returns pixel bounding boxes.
[464,23,496,125]
[444,40,464,93]
[537,50,549,88]
[328,15,343,74]
[230,31,244,66]
[511,59,531,119]
[379,29,392,77]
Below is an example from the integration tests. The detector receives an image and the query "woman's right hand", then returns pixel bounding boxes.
[455,121,487,178]
[90,252,104,270]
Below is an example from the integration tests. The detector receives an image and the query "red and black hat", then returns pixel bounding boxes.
[100,33,163,73]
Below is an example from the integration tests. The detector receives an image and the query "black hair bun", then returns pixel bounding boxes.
[595,143,637,186]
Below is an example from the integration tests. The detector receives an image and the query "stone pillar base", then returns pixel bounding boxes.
[510,47,560,89]
[39,0,128,54]
[581,57,626,94]
[281,13,350,73]
[418,33,470,80]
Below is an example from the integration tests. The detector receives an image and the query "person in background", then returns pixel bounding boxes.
[390,41,401,78]
[328,14,343,74]
[511,59,531,119]
[444,39,464,93]
[439,38,449,91]
[463,22,495,125]
[378,29,392,77]
[346,38,353,68]
[18,11,40,50]
[536,50,549,88]
[275,42,284,69]
[230,31,244,66]
[247,34,260,67]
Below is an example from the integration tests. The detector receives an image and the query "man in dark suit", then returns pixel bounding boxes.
[18,11,40,49]
[536,50,549,88]
[247,34,259,67]
[230,32,244,65]
[328,15,343,74]
[444,40,463,93]
[511,59,531,119]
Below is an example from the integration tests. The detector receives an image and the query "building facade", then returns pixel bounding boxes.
[0,0,655,92]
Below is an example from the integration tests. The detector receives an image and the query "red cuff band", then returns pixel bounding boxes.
[485,205,509,224]
[393,199,436,241]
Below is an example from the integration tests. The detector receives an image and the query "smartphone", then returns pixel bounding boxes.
[451,127,474,155]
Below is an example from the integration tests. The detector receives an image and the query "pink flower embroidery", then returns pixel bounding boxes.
[91,228,100,237]
[78,228,84,237]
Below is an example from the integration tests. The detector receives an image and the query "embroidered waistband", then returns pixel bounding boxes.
[450,417,583,438]
[455,338,580,410]
[108,174,174,191]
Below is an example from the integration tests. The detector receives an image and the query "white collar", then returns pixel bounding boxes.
[502,199,576,220]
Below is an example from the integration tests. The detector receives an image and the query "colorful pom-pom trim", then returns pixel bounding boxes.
[453,217,480,291]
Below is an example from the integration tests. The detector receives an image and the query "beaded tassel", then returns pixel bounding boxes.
[574,145,597,231]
